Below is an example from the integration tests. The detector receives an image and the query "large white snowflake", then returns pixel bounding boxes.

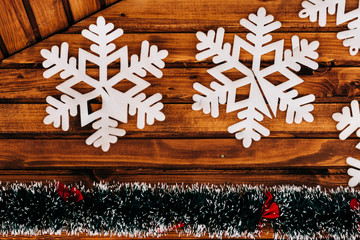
[299,0,360,55]
[41,16,168,152]
[333,100,360,187]
[192,7,319,148]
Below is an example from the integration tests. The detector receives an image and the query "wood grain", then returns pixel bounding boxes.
[68,0,101,22]
[1,0,356,238]
[105,0,119,6]
[0,0,35,54]
[3,32,360,67]
[0,139,356,169]
[0,67,359,103]
[0,103,346,138]
[29,0,69,38]
[67,0,355,33]
[0,169,348,188]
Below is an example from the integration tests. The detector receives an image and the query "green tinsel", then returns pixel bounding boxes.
[0,182,359,239]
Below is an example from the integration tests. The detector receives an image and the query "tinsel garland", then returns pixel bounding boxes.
[0,182,359,239]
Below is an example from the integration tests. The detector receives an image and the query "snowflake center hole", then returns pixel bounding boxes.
[71,81,97,95]
[112,78,138,93]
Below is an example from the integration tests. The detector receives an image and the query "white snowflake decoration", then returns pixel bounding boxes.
[192,7,319,148]
[299,0,360,55]
[332,100,360,187]
[41,16,168,152]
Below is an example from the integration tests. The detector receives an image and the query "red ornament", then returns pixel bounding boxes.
[171,223,184,230]
[56,182,84,203]
[350,198,360,211]
[259,191,279,230]
[350,198,360,231]
[158,222,184,233]
[261,191,280,219]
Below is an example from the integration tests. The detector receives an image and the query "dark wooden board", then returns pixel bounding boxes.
[0,0,35,54]
[0,67,359,103]
[29,0,69,38]
[66,0,357,33]
[0,103,347,138]
[0,139,356,169]
[2,32,360,67]
[68,0,101,22]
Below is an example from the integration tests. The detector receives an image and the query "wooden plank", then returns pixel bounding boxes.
[29,0,69,38]
[0,103,349,138]
[0,169,349,188]
[0,67,359,103]
[0,170,349,188]
[0,139,356,169]
[105,0,119,6]
[0,0,35,54]
[67,0,356,33]
[68,0,101,22]
[2,32,359,67]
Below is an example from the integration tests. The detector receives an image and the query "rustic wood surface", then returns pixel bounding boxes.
[0,0,359,238]
[28,0,69,38]
[3,32,360,66]
[68,0,101,22]
[0,0,122,59]
[0,0,35,55]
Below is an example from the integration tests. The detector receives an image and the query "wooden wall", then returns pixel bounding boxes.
[0,0,120,59]
[1,0,360,238]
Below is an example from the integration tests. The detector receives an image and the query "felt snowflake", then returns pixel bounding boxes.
[333,100,360,187]
[41,16,168,152]
[299,0,360,55]
[192,7,319,148]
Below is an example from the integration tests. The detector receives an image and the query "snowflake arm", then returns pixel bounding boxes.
[82,16,124,57]
[192,81,228,118]
[41,43,91,131]
[41,42,77,79]
[299,0,360,55]
[195,28,233,64]
[346,143,360,188]
[347,158,360,187]
[228,104,270,148]
[332,100,360,140]
[43,95,78,131]
[129,41,168,79]
[298,0,339,27]
[129,93,165,129]
[41,42,100,88]
[270,36,318,124]
[239,7,281,47]
[282,36,319,72]
[86,117,126,152]
[279,90,315,124]
[337,19,360,55]
[333,102,360,187]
